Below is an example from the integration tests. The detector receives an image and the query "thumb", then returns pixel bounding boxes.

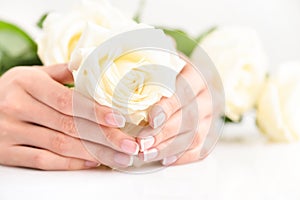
[39,63,74,84]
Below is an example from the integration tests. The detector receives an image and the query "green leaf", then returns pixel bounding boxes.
[161,28,198,57]
[159,26,217,57]
[222,115,243,123]
[195,26,217,43]
[133,0,146,23]
[0,20,42,75]
[37,13,48,29]
[64,83,74,88]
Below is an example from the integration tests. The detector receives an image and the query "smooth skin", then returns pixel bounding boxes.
[139,61,213,166]
[0,62,214,170]
[0,64,139,170]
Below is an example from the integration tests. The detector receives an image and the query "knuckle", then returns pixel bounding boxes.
[51,134,71,154]
[33,154,48,170]
[103,130,115,143]
[5,67,25,78]
[190,120,211,149]
[9,67,39,85]
[56,91,72,113]
[64,158,72,170]
[0,118,10,139]
[60,115,77,136]
[0,97,21,116]
[198,91,213,112]
[183,106,200,129]
[9,102,22,115]
[158,128,173,143]
[191,132,203,149]
[94,149,106,162]
[100,127,119,148]
[94,147,111,165]
[182,84,195,102]
[162,98,179,116]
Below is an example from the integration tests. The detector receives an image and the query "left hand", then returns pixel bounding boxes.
[137,62,214,166]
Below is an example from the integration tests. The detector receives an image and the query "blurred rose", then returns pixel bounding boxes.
[37,0,134,65]
[191,27,268,122]
[257,61,300,142]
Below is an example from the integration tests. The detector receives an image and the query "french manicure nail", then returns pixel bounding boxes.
[139,136,155,152]
[153,112,166,129]
[114,153,133,166]
[105,113,126,127]
[162,156,177,166]
[85,161,100,168]
[121,139,139,155]
[143,148,158,161]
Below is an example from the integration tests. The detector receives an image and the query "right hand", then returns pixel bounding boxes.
[0,64,139,170]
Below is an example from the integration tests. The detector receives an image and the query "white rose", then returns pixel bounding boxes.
[37,0,135,65]
[191,27,268,122]
[69,22,152,71]
[72,28,186,125]
[257,61,300,142]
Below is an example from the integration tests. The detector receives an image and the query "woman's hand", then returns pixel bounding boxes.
[138,62,214,166]
[0,64,139,170]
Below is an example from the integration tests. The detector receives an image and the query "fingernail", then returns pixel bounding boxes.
[121,139,139,155]
[152,112,166,129]
[139,136,155,152]
[105,113,126,127]
[84,161,100,168]
[143,148,158,161]
[114,153,133,166]
[162,156,177,166]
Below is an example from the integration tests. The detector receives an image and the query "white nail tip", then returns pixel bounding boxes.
[143,148,158,161]
[133,146,139,156]
[162,156,177,166]
[128,156,134,166]
[140,137,155,152]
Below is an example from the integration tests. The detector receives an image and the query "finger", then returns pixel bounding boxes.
[48,115,139,155]
[138,90,212,151]
[9,92,139,155]
[37,63,74,84]
[149,63,207,128]
[17,69,126,128]
[8,119,135,168]
[140,116,212,162]
[10,120,97,162]
[82,140,134,168]
[0,146,99,171]
[161,147,202,166]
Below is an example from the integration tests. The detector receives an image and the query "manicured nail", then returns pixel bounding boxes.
[162,156,177,166]
[143,148,158,161]
[139,136,155,152]
[152,112,166,129]
[121,139,139,155]
[105,113,126,127]
[114,153,133,166]
[84,161,100,168]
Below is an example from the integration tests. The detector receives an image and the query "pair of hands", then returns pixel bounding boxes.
[0,63,212,170]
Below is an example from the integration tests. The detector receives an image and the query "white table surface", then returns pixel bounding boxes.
[1,115,300,200]
[1,0,300,199]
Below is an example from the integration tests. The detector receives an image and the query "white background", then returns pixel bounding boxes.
[0,0,300,199]
[1,0,299,67]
